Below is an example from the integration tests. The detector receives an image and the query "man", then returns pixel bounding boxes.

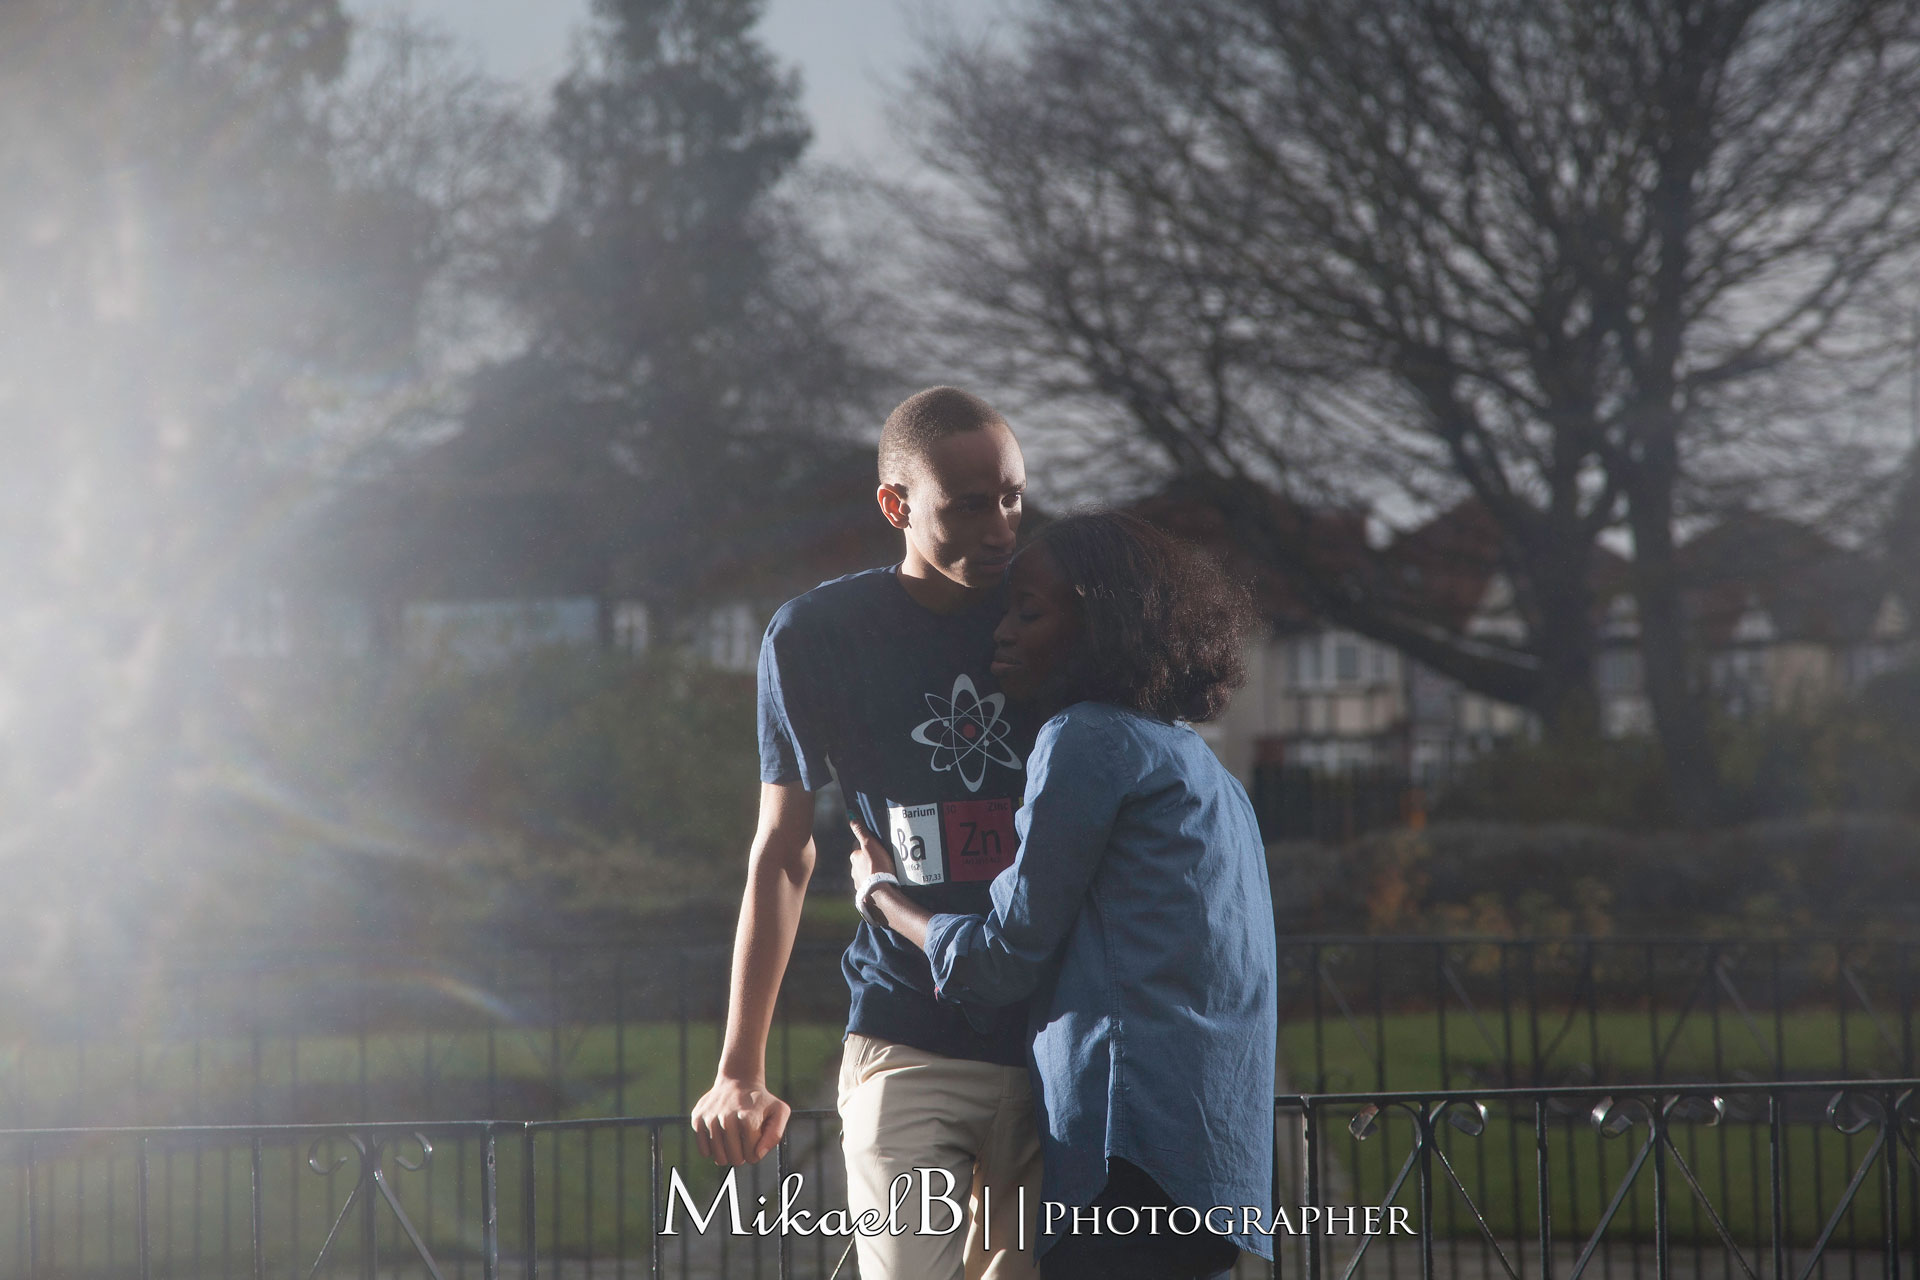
[691,387,1042,1280]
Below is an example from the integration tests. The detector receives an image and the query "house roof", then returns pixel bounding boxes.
[1381,500,1507,634]
[1677,511,1894,648]
[1122,480,1371,631]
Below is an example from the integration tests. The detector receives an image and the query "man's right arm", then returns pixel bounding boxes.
[689,780,817,1166]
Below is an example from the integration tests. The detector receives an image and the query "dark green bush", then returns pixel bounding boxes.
[1268,815,1920,937]
[1434,664,1920,830]
[377,649,761,859]
[1431,734,1675,829]
[177,649,762,943]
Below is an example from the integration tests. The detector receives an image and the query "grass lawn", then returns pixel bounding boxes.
[0,1020,850,1129]
[1280,1008,1912,1093]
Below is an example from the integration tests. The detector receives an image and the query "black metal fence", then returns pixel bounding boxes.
[1,1080,1914,1280]
[1280,1080,1920,1280]
[0,938,1911,1131]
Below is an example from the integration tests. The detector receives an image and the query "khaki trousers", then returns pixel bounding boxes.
[837,1032,1043,1280]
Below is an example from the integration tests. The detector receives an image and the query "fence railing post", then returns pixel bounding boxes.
[521,1127,537,1280]
[251,1136,265,1280]
[483,1127,500,1280]
[1303,1100,1321,1280]
[648,1123,662,1280]
[1536,1097,1553,1280]
[137,1135,151,1280]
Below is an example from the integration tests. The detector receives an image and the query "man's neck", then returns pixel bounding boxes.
[896,555,991,616]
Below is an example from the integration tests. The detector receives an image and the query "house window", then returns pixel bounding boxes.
[1597,649,1643,695]
[402,598,597,666]
[1602,594,1640,641]
[1336,641,1360,683]
[612,601,650,655]
[707,602,758,672]
[1299,638,1320,687]
[1731,602,1777,645]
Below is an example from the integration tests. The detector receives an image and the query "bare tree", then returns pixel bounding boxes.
[901,0,1920,823]
[322,15,553,383]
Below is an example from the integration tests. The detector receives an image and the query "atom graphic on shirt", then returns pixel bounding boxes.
[910,673,1022,793]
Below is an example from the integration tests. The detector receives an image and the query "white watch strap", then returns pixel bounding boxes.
[855,872,901,926]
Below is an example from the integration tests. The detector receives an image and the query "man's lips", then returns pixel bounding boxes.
[990,656,1020,675]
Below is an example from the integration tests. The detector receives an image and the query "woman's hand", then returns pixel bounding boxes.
[850,819,933,948]
[849,820,897,882]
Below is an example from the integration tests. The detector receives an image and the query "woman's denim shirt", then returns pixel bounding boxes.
[923,701,1278,1258]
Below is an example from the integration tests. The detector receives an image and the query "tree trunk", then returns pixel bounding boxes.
[1526,540,1602,743]
[1624,444,1722,826]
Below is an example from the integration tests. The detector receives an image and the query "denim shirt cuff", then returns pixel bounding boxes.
[922,912,977,1000]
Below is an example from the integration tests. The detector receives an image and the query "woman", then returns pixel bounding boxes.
[850,511,1278,1280]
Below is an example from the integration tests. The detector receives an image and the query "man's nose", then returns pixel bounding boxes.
[986,512,1017,552]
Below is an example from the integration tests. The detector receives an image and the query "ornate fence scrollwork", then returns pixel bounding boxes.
[1339,1096,1516,1280]
[303,1130,445,1280]
[1301,1081,1920,1280]
[1791,1088,1897,1280]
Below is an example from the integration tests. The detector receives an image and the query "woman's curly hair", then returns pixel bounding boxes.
[1024,510,1257,723]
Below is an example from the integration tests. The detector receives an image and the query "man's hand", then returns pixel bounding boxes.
[691,1076,791,1166]
[849,820,897,882]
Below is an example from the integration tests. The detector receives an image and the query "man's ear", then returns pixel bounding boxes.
[876,483,911,531]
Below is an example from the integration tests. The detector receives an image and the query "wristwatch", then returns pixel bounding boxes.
[855,872,901,927]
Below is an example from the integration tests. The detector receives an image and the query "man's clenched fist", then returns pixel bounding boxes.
[690,1076,791,1166]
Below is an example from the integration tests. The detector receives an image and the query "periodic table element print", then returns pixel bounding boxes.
[941,797,1017,882]
[886,801,946,886]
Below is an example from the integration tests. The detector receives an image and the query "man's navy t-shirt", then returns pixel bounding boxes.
[758,566,1034,1066]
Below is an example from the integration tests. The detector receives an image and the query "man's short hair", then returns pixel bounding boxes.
[877,387,1009,491]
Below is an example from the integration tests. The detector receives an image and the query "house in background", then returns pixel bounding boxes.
[1129,485,1916,818]
[1134,492,1540,789]
[1125,485,1915,842]
[216,408,908,673]
[1594,511,1914,734]
[1121,488,1547,840]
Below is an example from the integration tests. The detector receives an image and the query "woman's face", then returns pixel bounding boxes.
[991,546,1082,703]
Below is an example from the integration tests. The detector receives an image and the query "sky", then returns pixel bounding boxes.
[343,0,1010,172]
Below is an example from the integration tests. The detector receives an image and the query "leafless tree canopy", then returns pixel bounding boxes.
[901,0,1920,820]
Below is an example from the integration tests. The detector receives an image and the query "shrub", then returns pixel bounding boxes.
[1267,815,1920,937]
[1431,735,1675,829]
[178,648,762,943]
[1433,663,1920,829]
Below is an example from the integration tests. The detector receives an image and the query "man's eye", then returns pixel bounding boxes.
[1017,611,1041,623]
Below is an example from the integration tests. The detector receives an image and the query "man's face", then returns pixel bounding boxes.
[894,425,1026,589]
